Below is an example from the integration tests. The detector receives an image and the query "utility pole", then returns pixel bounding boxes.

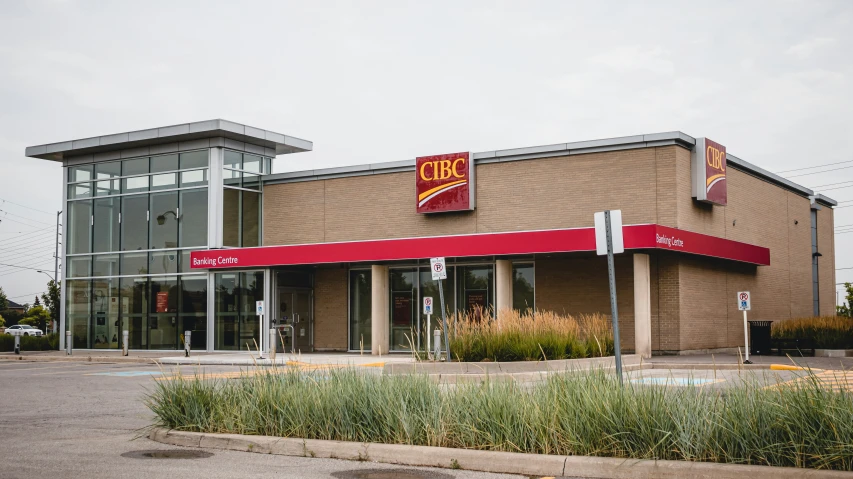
[53,210,61,334]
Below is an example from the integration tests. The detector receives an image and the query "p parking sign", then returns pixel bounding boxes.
[737,291,750,311]
[430,257,447,280]
[423,297,433,315]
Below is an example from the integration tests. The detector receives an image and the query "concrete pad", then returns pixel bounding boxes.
[815,349,853,358]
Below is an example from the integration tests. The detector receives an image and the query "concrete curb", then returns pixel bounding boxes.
[383,354,642,375]
[148,428,852,478]
[0,354,159,364]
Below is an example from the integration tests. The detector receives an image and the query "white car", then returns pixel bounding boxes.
[5,325,43,337]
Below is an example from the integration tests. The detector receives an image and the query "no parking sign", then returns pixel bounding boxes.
[737,291,751,311]
[423,297,433,315]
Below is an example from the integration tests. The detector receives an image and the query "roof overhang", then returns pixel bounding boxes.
[190,224,771,269]
[25,119,312,161]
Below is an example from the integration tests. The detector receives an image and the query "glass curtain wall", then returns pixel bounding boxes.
[64,150,210,349]
[457,265,494,321]
[389,269,416,351]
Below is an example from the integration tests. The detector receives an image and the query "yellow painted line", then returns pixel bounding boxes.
[769,364,821,371]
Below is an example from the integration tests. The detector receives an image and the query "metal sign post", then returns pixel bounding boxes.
[256,300,265,359]
[430,257,450,361]
[738,291,752,364]
[594,210,625,385]
[423,297,433,360]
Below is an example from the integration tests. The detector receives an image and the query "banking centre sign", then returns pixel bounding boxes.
[416,152,475,214]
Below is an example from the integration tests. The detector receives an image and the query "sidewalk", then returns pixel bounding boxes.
[648,353,853,371]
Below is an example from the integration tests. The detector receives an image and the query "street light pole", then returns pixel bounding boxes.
[53,210,61,334]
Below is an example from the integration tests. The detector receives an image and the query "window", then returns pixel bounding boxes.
[121,195,148,251]
[149,250,179,275]
[512,263,535,312]
[180,276,207,350]
[69,165,93,182]
[242,191,260,247]
[93,197,120,253]
[349,270,372,351]
[455,265,494,321]
[151,154,178,173]
[91,278,119,349]
[122,158,148,176]
[121,252,149,275]
[150,192,178,249]
[66,280,91,349]
[68,256,91,278]
[149,276,179,349]
[120,276,148,349]
[223,188,240,247]
[92,254,119,277]
[180,189,208,247]
[68,200,92,254]
[180,151,208,170]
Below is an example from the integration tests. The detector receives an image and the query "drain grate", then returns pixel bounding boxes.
[331,468,454,479]
[121,449,213,459]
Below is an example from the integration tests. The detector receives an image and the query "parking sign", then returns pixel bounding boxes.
[430,257,447,280]
[737,291,750,311]
[423,297,433,315]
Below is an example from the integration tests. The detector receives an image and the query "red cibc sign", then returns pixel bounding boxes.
[416,152,475,214]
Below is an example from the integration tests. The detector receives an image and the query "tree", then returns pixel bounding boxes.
[0,314,5,328]
[20,305,50,331]
[41,280,60,329]
[838,282,853,317]
[0,286,7,312]
[33,296,41,307]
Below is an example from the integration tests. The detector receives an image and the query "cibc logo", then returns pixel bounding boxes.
[692,137,727,206]
[416,152,476,214]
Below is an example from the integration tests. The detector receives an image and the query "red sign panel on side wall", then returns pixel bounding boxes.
[692,137,727,206]
[416,152,475,214]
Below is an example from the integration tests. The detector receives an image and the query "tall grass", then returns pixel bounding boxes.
[147,367,853,470]
[445,309,613,362]
[772,316,853,349]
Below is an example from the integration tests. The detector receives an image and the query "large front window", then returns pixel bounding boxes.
[214,271,263,351]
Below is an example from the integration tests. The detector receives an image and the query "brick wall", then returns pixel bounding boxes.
[535,255,636,352]
[262,143,834,353]
[312,267,348,351]
[817,206,836,316]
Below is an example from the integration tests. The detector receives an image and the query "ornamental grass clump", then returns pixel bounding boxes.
[147,367,853,471]
[772,316,853,349]
[446,309,613,362]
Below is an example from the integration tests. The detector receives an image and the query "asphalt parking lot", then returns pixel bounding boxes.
[0,360,522,479]
[1,358,850,479]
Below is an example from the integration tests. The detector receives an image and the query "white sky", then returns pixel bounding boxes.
[0,0,851,307]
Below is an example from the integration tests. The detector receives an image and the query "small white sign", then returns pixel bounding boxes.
[423,296,433,315]
[430,257,447,280]
[737,291,751,311]
[594,210,624,256]
[256,300,264,315]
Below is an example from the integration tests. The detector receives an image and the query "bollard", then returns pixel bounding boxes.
[184,330,191,357]
[14,334,20,355]
[433,328,442,361]
[122,330,129,356]
[269,328,277,362]
[65,331,72,355]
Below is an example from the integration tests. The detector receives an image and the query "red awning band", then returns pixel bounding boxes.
[190,224,770,269]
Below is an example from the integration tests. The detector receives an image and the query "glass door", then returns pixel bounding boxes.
[275,288,313,353]
[389,268,416,352]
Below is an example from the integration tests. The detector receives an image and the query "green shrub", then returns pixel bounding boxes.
[147,367,853,471]
[0,332,58,352]
[445,310,613,362]
[772,316,853,349]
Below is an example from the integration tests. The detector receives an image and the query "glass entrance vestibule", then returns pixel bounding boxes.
[349,261,535,353]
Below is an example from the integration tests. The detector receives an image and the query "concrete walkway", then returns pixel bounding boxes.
[648,353,853,371]
[157,352,416,367]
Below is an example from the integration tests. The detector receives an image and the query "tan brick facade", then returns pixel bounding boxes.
[266,144,835,353]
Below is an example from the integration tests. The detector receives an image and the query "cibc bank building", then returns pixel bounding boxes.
[25,120,837,356]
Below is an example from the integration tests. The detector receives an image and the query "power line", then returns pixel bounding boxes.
[838,267,853,271]
[812,180,853,189]
[0,209,54,226]
[0,260,56,278]
[7,290,48,300]
[0,260,56,272]
[777,159,853,174]
[786,165,853,178]
[0,216,52,229]
[0,198,57,216]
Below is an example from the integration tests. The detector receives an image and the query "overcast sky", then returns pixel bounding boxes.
[0,0,850,307]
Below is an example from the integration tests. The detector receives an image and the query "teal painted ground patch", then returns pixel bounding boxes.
[631,377,717,386]
[90,371,163,377]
